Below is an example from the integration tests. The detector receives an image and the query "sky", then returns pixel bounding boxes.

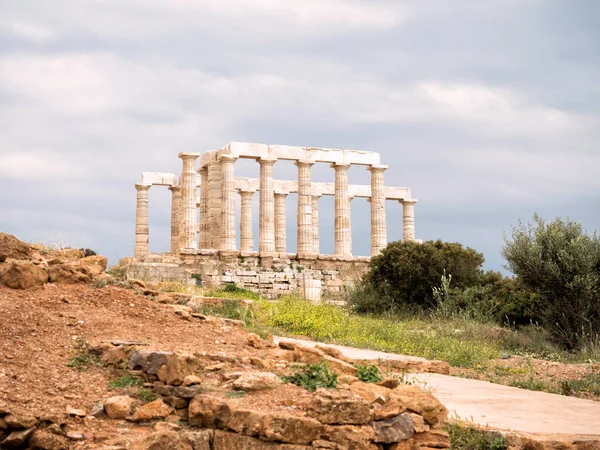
[0,0,598,273]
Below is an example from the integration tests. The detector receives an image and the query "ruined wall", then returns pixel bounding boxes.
[124,252,370,300]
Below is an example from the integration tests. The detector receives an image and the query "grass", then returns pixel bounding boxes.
[67,349,104,371]
[445,420,508,450]
[136,388,158,403]
[109,374,144,390]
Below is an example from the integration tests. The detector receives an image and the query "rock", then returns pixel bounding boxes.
[104,396,136,419]
[373,413,415,443]
[48,262,92,284]
[157,353,200,386]
[309,389,372,425]
[250,357,271,369]
[232,372,282,391]
[153,422,181,432]
[0,233,35,262]
[319,425,377,450]
[38,414,66,425]
[211,430,312,449]
[54,248,85,260]
[1,427,35,447]
[409,413,429,433]
[65,406,86,417]
[188,395,232,428]
[146,351,173,375]
[66,431,85,441]
[260,412,321,445]
[390,386,448,426]
[183,375,203,386]
[132,431,192,450]
[80,255,108,276]
[349,382,390,404]
[412,429,451,449]
[45,424,64,436]
[173,386,204,399]
[181,430,213,450]
[278,341,298,351]
[128,398,172,422]
[4,414,37,429]
[0,400,11,416]
[89,400,105,417]
[163,396,188,409]
[247,333,262,349]
[0,260,48,289]
[377,378,401,390]
[315,345,353,364]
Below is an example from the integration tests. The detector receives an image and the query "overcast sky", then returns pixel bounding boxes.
[0,0,598,273]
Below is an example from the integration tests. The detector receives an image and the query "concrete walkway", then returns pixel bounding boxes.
[274,336,600,437]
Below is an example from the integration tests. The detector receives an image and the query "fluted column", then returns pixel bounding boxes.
[219,154,237,252]
[311,195,321,254]
[402,199,417,242]
[239,190,254,253]
[134,183,151,259]
[259,158,276,255]
[333,163,352,257]
[207,160,222,250]
[168,185,182,254]
[296,160,314,257]
[274,193,287,254]
[198,167,209,249]
[178,153,199,250]
[368,165,388,256]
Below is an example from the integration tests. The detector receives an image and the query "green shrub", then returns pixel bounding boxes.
[109,374,144,389]
[444,421,508,450]
[136,389,157,403]
[355,364,383,383]
[503,214,600,349]
[67,350,103,371]
[282,362,338,392]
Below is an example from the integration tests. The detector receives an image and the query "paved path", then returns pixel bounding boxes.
[274,336,600,437]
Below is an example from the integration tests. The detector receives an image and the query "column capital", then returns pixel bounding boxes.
[311,194,322,200]
[401,198,418,206]
[178,152,200,161]
[258,157,277,166]
[367,164,388,173]
[218,153,238,163]
[168,185,181,192]
[135,183,151,191]
[237,189,256,197]
[331,162,351,170]
[294,159,314,168]
[197,166,208,174]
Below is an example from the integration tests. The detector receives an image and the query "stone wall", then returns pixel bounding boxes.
[123,252,370,300]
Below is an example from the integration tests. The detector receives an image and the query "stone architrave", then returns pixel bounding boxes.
[333,163,352,256]
[219,154,238,252]
[134,183,151,259]
[402,199,417,242]
[239,190,254,253]
[198,167,209,249]
[258,158,276,255]
[296,160,314,257]
[168,185,181,254]
[178,153,200,250]
[207,160,222,250]
[311,195,321,254]
[368,165,388,256]
[274,193,287,254]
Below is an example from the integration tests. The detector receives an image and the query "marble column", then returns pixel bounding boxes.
[178,153,199,250]
[296,160,314,257]
[274,193,287,254]
[239,190,254,253]
[168,185,181,254]
[311,195,321,254]
[207,160,222,250]
[198,167,209,249]
[219,154,238,252]
[134,183,151,259]
[333,163,352,257]
[368,165,388,256]
[259,158,276,255]
[402,199,417,242]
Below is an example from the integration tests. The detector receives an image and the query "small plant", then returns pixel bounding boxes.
[226,390,247,399]
[107,265,126,280]
[109,374,144,390]
[92,278,109,289]
[66,339,103,371]
[355,364,383,383]
[282,362,338,392]
[444,420,508,450]
[136,388,158,403]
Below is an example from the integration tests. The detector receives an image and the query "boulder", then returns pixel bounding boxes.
[48,262,92,284]
[232,372,282,391]
[128,399,172,422]
[0,233,34,262]
[212,430,311,450]
[180,430,213,450]
[247,333,263,349]
[372,413,415,443]
[183,375,203,386]
[1,427,35,447]
[132,431,192,450]
[4,414,38,429]
[390,386,448,426]
[188,395,232,428]
[157,353,201,386]
[319,425,377,450]
[0,260,48,289]
[80,255,108,276]
[349,382,390,404]
[412,429,451,449]
[309,389,372,425]
[29,430,70,449]
[104,395,136,419]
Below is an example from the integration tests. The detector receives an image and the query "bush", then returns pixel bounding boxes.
[355,364,383,383]
[282,362,338,392]
[502,214,600,349]
[360,240,484,312]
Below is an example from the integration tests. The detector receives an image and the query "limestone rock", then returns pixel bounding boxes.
[48,262,92,284]
[29,430,70,449]
[309,389,373,425]
[183,375,203,386]
[412,429,451,449]
[232,372,282,391]
[211,430,311,450]
[157,353,200,386]
[319,425,377,450]
[104,395,136,419]
[173,385,204,399]
[132,431,192,450]
[89,400,105,417]
[0,233,34,262]
[377,378,401,390]
[4,414,37,429]
[390,386,448,426]
[373,413,414,443]
[0,260,48,289]
[350,382,390,404]
[247,333,262,349]
[65,406,86,417]
[181,430,213,450]
[261,412,321,444]
[128,398,172,422]
[188,395,231,428]
[80,255,108,276]
[315,345,353,364]
[0,400,11,416]
[1,427,35,447]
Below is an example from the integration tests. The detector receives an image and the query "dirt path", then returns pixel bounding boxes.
[275,336,600,437]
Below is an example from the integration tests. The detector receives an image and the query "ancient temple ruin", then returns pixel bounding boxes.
[127,142,417,300]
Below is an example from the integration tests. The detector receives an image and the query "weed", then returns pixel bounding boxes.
[109,374,144,390]
[560,371,600,398]
[92,278,109,289]
[66,339,103,371]
[136,388,158,403]
[107,266,126,279]
[355,364,383,383]
[282,362,338,392]
[226,390,247,399]
[444,420,508,450]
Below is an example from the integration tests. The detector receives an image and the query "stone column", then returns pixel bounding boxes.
[274,193,287,254]
[311,195,321,254]
[368,165,388,256]
[239,190,254,253]
[219,154,238,252]
[258,158,276,255]
[198,167,209,249]
[333,163,352,257]
[402,199,417,242]
[134,183,151,259]
[168,185,181,254]
[296,160,314,257]
[178,153,199,250]
[207,160,222,250]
